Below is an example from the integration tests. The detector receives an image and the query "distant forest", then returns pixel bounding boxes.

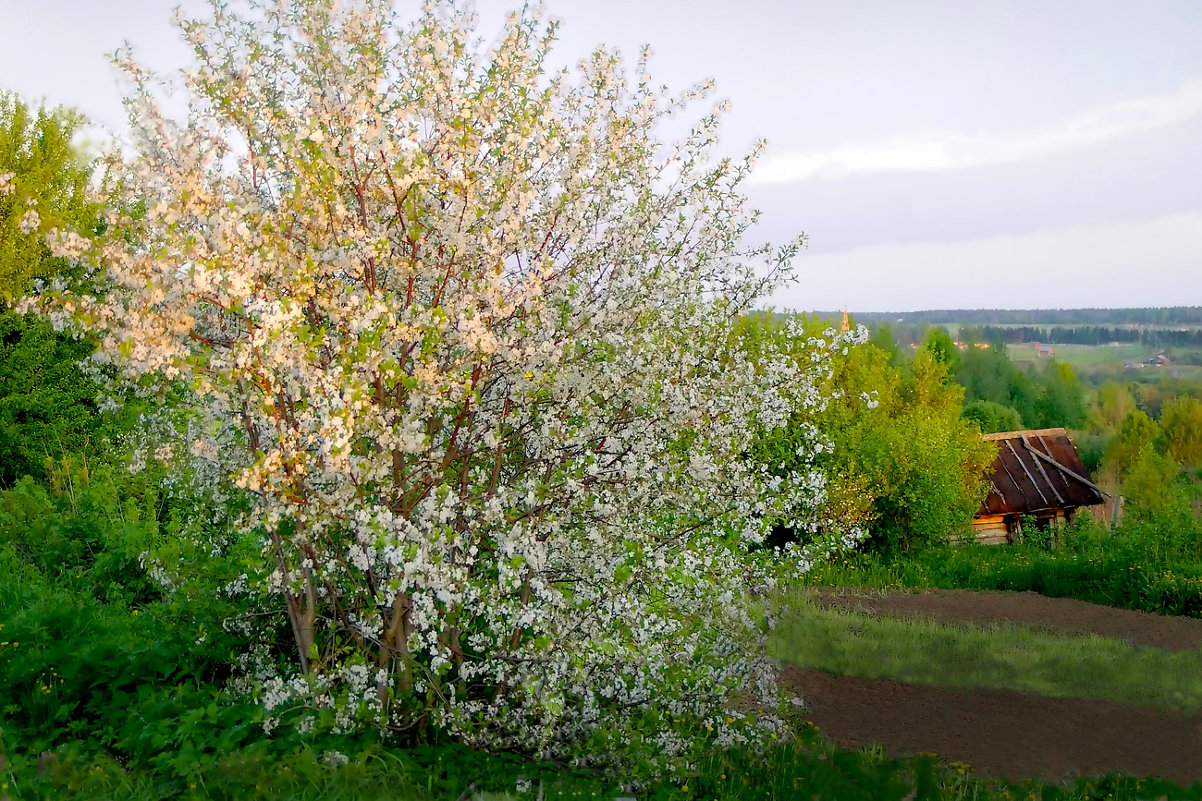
[959,325,1202,347]
[844,307,1202,326]
[829,308,1202,348]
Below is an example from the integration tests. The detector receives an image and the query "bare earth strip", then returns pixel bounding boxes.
[781,665,1202,786]
[783,588,1202,786]
[811,587,1202,652]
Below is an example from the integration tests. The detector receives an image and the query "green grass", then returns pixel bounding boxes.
[770,593,1202,712]
[9,720,1202,801]
[1005,343,1149,368]
[1001,343,1202,381]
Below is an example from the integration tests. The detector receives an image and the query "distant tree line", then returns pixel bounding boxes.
[843,307,1202,327]
[957,325,1202,347]
[861,322,1202,348]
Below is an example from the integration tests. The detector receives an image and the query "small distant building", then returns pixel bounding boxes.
[972,428,1107,545]
[1033,342,1055,358]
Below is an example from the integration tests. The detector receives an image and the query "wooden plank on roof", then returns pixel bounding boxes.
[995,452,1029,511]
[1005,438,1049,508]
[1020,437,1108,498]
[1022,434,1065,505]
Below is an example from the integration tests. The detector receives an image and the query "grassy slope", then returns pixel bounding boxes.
[769,595,1202,713]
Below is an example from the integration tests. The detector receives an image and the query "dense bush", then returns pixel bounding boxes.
[807,511,1202,619]
[961,399,1022,434]
[0,313,133,488]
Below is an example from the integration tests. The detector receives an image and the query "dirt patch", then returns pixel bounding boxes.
[812,587,1202,652]
[781,666,1202,786]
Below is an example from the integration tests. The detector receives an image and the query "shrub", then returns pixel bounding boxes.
[822,347,993,553]
[961,399,1022,434]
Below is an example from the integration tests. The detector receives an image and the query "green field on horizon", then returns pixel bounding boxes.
[1006,342,1149,366]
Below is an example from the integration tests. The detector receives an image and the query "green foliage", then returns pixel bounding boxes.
[1159,395,1202,468]
[2,383,1200,801]
[0,466,270,751]
[1087,381,1137,432]
[920,326,960,372]
[1006,369,1040,428]
[1071,429,1108,473]
[4,84,1202,801]
[868,323,902,365]
[961,400,1022,434]
[955,344,1016,408]
[1119,448,1194,537]
[952,343,1088,431]
[834,349,993,552]
[1032,362,1087,429]
[0,93,114,489]
[0,472,158,603]
[0,311,131,487]
[0,92,96,302]
[1102,410,1161,480]
[743,315,993,553]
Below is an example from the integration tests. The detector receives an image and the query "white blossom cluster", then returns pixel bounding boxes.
[18,207,40,235]
[28,0,854,775]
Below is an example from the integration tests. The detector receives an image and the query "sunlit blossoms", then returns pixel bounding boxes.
[28,0,853,773]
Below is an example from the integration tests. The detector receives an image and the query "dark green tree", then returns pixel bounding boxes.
[869,324,902,365]
[920,326,960,373]
[955,343,1018,406]
[1032,361,1087,429]
[1007,369,1040,426]
[962,399,1022,433]
[1103,410,1161,481]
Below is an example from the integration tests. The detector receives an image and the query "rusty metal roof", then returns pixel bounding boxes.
[977,428,1106,517]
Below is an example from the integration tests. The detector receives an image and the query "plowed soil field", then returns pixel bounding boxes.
[780,589,1202,787]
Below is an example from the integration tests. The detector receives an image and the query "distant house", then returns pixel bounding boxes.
[972,428,1106,545]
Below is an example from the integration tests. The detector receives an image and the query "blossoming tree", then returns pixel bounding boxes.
[30,0,852,772]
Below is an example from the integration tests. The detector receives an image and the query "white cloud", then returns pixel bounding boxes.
[770,212,1202,312]
[753,79,1202,183]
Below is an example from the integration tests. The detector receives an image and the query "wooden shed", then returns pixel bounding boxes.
[972,428,1106,545]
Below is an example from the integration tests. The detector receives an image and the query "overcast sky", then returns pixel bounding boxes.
[2,0,1201,312]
